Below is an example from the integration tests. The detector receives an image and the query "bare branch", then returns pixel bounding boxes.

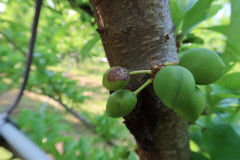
[6,0,43,115]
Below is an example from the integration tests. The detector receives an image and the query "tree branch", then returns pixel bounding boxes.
[6,0,43,115]
[0,31,26,55]
[46,94,94,129]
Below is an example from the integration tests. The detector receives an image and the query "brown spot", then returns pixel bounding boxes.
[108,67,129,82]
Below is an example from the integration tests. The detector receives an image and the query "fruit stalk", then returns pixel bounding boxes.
[134,79,152,96]
[130,70,152,75]
[163,61,179,66]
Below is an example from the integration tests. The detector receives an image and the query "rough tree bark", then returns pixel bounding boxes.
[90,0,191,160]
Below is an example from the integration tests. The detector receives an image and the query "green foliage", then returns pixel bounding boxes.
[170,0,198,31]
[17,109,138,160]
[182,0,214,34]
[223,0,240,66]
[202,124,240,160]
[189,116,240,160]
[216,72,240,92]
[170,1,240,159]
[27,70,88,104]
[204,25,229,36]
[0,0,97,104]
[170,0,223,34]
[91,112,128,142]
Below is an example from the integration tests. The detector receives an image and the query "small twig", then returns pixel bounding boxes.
[130,70,152,76]
[47,95,94,129]
[134,79,152,96]
[0,31,26,55]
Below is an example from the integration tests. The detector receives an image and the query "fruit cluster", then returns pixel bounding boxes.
[102,48,225,122]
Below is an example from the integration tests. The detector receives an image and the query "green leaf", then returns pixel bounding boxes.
[182,0,199,13]
[80,34,100,60]
[216,72,240,92]
[208,3,223,17]
[202,124,240,160]
[170,0,184,28]
[63,138,78,153]
[210,84,240,98]
[182,0,214,34]
[182,33,204,44]
[170,0,198,29]
[203,25,229,36]
[189,125,203,145]
[192,152,209,160]
[223,0,240,63]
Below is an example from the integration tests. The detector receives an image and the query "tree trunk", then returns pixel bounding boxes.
[90,0,191,159]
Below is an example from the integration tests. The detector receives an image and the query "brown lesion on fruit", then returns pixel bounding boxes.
[108,67,129,82]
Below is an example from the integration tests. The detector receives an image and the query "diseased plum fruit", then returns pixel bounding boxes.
[179,48,225,85]
[102,66,130,91]
[173,87,206,122]
[106,89,137,118]
[153,66,195,108]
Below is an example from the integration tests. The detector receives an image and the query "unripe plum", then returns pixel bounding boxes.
[174,87,205,122]
[153,66,195,108]
[106,89,137,118]
[179,48,225,85]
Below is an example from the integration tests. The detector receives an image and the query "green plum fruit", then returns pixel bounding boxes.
[106,89,137,118]
[102,66,130,91]
[179,48,225,85]
[153,66,195,108]
[174,87,205,122]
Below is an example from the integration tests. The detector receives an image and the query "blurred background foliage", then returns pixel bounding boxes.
[0,0,239,159]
